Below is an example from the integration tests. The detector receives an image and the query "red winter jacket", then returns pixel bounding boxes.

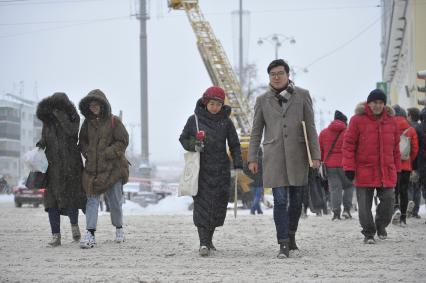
[342,102,401,188]
[319,120,346,168]
[394,116,419,172]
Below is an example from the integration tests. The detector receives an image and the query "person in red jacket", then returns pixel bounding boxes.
[319,110,354,221]
[342,89,400,244]
[391,105,419,226]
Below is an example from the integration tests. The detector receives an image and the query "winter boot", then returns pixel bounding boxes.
[342,209,352,219]
[71,224,81,242]
[277,239,290,259]
[80,230,96,249]
[332,211,341,221]
[208,229,216,251]
[48,233,61,247]
[363,235,376,244]
[289,233,298,251]
[199,245,210,257]
[376,225,387,240]
[115,228,125,243]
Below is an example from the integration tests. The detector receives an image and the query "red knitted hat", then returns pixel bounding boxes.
[202,86,225,105]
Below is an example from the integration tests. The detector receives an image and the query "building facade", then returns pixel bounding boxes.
[0,93,41,185]
[381,0,426,107]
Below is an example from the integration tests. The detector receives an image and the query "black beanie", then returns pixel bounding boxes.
[367,89,387,104]
[334,110,348,123]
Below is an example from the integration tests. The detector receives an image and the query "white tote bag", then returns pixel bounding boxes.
[178,114,201,197]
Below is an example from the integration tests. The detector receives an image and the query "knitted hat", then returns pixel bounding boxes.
[367,89,387,104]
[334,110,348,123]
[392,104,407,117]
[202,86,225,105]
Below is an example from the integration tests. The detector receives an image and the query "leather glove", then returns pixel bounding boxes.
[194,140,204,152]
[345,171,355,181]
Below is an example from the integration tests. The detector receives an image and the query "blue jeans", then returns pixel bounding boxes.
[408,180,421,215]
[272,186,303,243]
[250,186,263,214]
[48,208,79,234]
[85,180,123,230]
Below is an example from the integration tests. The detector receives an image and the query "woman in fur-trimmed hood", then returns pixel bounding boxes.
[78,89,129,248]
[36,92,86,246]
[78,89,129,196]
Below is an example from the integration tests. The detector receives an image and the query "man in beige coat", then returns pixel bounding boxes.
[248,59,320,258]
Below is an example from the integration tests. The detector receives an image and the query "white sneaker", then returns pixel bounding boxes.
[115,228,125,243]
[80,230,96,249]
[392,209,401,225]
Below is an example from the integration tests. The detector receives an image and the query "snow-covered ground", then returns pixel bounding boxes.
[0,194,425,282]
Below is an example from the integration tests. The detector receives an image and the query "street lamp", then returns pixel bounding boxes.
[257,33,296,59]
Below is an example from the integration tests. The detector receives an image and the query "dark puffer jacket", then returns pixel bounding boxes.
[78,89,129,196]
[179,99,243,229]
[36,92,86,213]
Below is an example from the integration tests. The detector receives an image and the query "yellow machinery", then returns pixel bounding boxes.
[169,0,255,207]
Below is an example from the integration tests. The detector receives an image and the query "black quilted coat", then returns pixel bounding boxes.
[179,99,243,229]
[36,93,87,213]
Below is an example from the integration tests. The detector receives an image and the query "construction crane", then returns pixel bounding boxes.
[168,0,253,136]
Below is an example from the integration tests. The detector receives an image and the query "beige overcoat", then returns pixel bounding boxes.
[248,86,320,188]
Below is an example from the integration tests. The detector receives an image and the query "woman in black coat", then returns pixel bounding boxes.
[179,86,243,256]
[36,92,87,247]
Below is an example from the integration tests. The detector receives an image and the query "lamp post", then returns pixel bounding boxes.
[257,33,296,59]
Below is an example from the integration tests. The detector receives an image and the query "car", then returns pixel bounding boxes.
[13,182,45,208]
[131,191,160,207]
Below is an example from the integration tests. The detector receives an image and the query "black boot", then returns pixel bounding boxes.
[208,228,216,251]
[197,227,210,256]
[332,211,341,221]
[289,233,298,251]
[277,239,289,259]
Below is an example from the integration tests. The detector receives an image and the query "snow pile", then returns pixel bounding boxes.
[0,194,13,203]
[140,195,193,215]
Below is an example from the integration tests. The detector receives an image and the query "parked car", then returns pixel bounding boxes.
[13,181,45,208]
[131,191,160,207]
[123,182,141,200]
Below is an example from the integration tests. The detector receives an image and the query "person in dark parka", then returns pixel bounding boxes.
[36,92,87,247]
[179,86,243,257]
[78,89,129,249]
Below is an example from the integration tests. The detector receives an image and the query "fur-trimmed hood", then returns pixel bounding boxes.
[79,89,111,120]
[354,102,395,118]
[36,92,78,124]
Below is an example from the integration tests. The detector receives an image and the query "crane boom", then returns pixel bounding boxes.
[169,0,253,135]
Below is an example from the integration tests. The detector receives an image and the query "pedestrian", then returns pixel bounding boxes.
[417,108,426,223]
[243,148,264,215]
[406,107,422,218]
[319,110,354,221]
[391,105,418,226]
[179,86,243,257]
[78,89,129,248]
[35,92,87,247]
[248,59,320,258]
[342,89,400,244]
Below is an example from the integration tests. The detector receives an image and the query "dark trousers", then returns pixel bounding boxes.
[408,179,421,215]
[272,186,303,242]
[395,171,410,219]
[48,208,79,234]
[356,187,394,237]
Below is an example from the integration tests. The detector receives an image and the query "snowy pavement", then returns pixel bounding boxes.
[0,195,425,282]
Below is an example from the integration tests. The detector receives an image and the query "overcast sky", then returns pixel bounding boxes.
[0,0,382,164]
